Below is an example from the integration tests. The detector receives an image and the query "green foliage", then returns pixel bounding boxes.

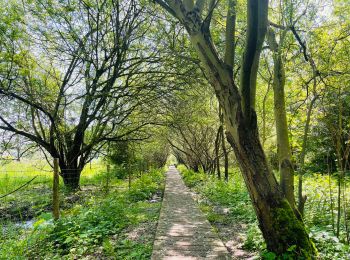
[108,141,130,166]
[128,170,164,202]
[181,166,255,223]
[0,160,108,222]
[108,139,169,180]
[310,228,350,260]
[301,173,350,243]
[180,166,261,252]
[0,169,164,259]
[243,224,265,251]
[110,165,129,179]
[261,251,277,260]
[181,168,207,188]
[200,179,255,223]
[114,239,153,259]
[50,196,128,255]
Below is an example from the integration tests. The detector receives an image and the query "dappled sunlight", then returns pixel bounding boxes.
[152,167,230,259]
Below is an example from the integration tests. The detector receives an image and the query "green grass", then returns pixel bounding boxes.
[0,168,165,259]
[0,159,106,194]
[0,160,108,222]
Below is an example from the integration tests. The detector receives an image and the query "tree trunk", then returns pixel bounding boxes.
[190,17,315,260]
[220,108,229,182]
[261,80,271,147]
[61,168,81,191]
[267,28,295,206]
[298,96,317,215]
[221,131,229,182]
[225,112,315,256]
[192,164,199,173]
[215,125,222,179]
[189,33,316,259]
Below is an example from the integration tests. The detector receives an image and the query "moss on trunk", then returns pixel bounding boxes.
[270,199,317,258]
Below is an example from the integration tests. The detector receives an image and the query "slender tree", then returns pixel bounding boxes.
[266,27,295,205]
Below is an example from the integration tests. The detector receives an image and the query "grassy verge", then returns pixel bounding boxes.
[178,165,350,259]
[0,169,165,259]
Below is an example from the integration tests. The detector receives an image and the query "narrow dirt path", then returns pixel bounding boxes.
[151,166,230,260]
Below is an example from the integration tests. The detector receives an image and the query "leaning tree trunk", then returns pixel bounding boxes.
[189,37,316,257]
[154,0,316,257]
[267,28,295,206]
[225,112,315,255]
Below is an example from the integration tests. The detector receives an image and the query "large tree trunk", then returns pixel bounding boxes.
[61,168,81,191]
[59,157,82,191]
[267,28,295,206]
[225,112,315,255]
[188,20,316,260]
[191,41,316,255]
[154,0,316,256]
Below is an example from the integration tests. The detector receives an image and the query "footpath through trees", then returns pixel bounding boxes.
[151,166,230,259]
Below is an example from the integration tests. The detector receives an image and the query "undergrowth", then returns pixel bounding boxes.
[0,169,164,259]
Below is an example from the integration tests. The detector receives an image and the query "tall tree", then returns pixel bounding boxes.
[0,0,170,189]
[152,0,316,256]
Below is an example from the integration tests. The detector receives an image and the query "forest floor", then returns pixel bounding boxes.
[151,166,230,259]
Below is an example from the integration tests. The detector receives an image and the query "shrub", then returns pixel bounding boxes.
[128,177,157,202]
[181,168,207,188]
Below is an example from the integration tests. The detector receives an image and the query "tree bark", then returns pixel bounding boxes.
[59,157,82,191]
[220,107,229,182]
[60,168,81,191]
[261,80,271,147]
[267,28,295,206]
[215,125,222,179]
[298,96,317,215]
[225,114,315,255]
